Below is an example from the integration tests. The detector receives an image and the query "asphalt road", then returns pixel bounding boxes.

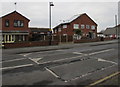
[1,40,119,86]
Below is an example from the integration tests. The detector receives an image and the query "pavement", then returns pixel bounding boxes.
[2,40,118,54]
[1,40,119,86]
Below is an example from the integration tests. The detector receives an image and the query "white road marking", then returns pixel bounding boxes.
[0,58,27,63]
[23,53,32,57]
[56,50,64,51]
[45,67,60,78]
[97,58,118,65]
[73,52,83,55]
[0,64,33,70]
[33,50,62,54]
[28,57,42,64]
[89,49,114,55]
[38,55,84,65]
[66,64,116,82]
[19,49,66,57]
[49,55,83,63]
[39,49,115,65]
[35,50,55,54]
[1,48,115,70]
[19,53,32,57]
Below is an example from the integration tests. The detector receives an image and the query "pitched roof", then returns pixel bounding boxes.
[104,23,120,35]
[103,27,117,35]
[53,14,83,29]
[0,11,30,21]
[54,13,97,29]
[62,14,83,24]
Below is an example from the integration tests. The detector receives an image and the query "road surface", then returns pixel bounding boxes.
[1,40,119,86]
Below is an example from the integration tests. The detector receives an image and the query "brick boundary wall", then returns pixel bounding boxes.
[3,41,58,49]
[2,37,115,49]
[104,37,115,41]
[74,37,115,43]
[74,38,100,43]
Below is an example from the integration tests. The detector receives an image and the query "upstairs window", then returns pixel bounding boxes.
[91,25,95,29]
[81,24,85,29]
[74,24,79,29]
[63,25,67,28]
[14,20,24,27]
[86,25,90,29]
[54,29,57,33]
[58,28,61,32]
[5,20,9,27]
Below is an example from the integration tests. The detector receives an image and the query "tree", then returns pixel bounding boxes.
[74,29,82,35]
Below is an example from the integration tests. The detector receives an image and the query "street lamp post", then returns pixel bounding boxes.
[115,15,118,39]
[49,2,54,45]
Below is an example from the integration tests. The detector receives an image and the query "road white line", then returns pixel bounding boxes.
[56,50,65,51]
[39,49,115,65]
[28,57,42,64]
[50,55,83,62]
[97,58,118,65]
[19,50,65,56]
[45,67,60,78]
[19,53,32,57]
[89,49,114,55]
[32,50,58,54]
[67,64,116,82]
[38,55,84,65]
[0,64,33,70]
[23,53,32,57]
[73,52,83,55]
[0,58,27,64]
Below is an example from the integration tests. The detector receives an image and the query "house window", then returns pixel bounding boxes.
[74,24,79,29]
[91,25,95,29]
[5,20,9,27]
[81,24,85,29]
[54,29,57,33]
[2,35,4,42]
[86,25,90,29]
[58,28,61,32]
[14,20,24,27]
[63,25,67,28]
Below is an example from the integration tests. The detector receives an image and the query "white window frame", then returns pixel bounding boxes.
[91,25,95,30]
[81,24,85,29]
[58,28,61,32]
[14,20,24,27]
[63,25,67,28]
[86,25,90,29]
[54,29,57,33]
[5,20,9,27]
[74,24,79,29]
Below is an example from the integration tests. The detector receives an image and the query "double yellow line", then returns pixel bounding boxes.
[86,72,120,87]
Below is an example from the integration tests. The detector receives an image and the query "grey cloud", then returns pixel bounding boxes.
[1,2,118,32]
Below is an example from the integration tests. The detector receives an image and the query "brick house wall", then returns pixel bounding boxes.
[53,13,97,39]
[1,11,30,31]
[0,11,30,43]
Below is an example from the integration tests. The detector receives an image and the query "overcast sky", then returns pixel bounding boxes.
[0,1,119,32]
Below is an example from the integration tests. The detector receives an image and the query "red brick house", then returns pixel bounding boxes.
[53,13,97,39]
[29,27,49,41]
[0,11,30,43]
